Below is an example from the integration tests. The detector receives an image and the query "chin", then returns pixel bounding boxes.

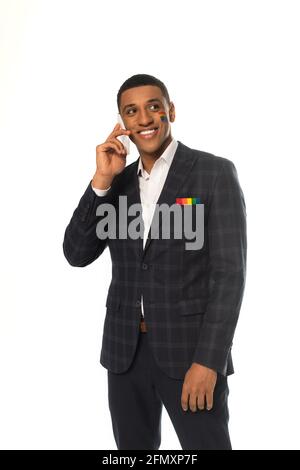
[138,140,162,152]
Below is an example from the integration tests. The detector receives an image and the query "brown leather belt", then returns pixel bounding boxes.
[140,315,147,332]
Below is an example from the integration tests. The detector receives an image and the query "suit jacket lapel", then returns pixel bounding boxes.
[124,140,197,259]
[143,141,197,255]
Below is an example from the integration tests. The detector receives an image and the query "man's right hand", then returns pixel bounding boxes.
[92,123,131,190]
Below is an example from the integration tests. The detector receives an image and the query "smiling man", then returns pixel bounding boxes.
[63,74,247,450]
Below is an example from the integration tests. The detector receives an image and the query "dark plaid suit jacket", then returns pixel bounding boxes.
[63,140,247,379]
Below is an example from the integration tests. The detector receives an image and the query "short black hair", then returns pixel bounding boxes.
[117,74,171,112]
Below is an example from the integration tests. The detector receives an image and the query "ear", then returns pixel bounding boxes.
[169,101,176,122]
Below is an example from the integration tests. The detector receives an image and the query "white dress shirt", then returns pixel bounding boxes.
[92,137,179,316]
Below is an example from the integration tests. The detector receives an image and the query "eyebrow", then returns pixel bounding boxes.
[122,98,163,113]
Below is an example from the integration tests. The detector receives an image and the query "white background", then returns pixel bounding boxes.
[1,0,299,450]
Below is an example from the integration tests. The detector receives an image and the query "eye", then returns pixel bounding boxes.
[149,104,159,110]
[126,104,160,115]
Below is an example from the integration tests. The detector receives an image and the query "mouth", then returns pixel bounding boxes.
[137,127,159,140]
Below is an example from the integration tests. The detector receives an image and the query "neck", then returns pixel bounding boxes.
[139,135,173,174]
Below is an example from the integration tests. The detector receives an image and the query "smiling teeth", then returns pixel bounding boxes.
[140,129,156,135]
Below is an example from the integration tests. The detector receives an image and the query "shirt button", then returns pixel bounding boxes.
[135,300,141,307]
[142,263,148,270]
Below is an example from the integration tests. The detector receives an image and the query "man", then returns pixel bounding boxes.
[63,74,247,450]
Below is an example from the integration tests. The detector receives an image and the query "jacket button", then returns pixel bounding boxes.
[142,263,148,270]
[135,300,141,307]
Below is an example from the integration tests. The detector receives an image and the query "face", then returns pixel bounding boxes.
[119,85,175,156]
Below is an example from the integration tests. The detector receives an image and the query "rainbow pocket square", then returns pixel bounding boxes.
[176,197,201,205]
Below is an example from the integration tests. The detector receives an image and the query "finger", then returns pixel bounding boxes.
[181,391,189,412]
[108,123,120,136]
[113,136,128,153]
[197,393,205,411]
[101,141,125,156]
[113,128,131,137]
[189,394,197,412]
[205,391,214,411]
[106,138,125,154]
[106,123,126,141]
[108,124,131,140]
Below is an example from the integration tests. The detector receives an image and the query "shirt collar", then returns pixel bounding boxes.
[137,137,178,178]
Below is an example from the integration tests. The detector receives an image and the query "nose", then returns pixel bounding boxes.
[138,108,154,127]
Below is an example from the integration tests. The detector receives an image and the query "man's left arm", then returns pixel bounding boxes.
[181,159,247,412]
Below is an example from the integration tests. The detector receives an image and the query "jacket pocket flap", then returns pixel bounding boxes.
[176,298,208,315]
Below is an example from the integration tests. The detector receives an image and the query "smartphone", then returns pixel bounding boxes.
[116,113,130,154]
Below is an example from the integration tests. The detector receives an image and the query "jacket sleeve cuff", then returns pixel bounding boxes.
[91,185,111,196]
[192,344,232,376]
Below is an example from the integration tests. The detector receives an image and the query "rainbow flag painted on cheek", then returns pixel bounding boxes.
[158,111,168,122]
[176,197,201,205]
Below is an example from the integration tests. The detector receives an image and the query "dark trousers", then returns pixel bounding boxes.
[107,330,232,450]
